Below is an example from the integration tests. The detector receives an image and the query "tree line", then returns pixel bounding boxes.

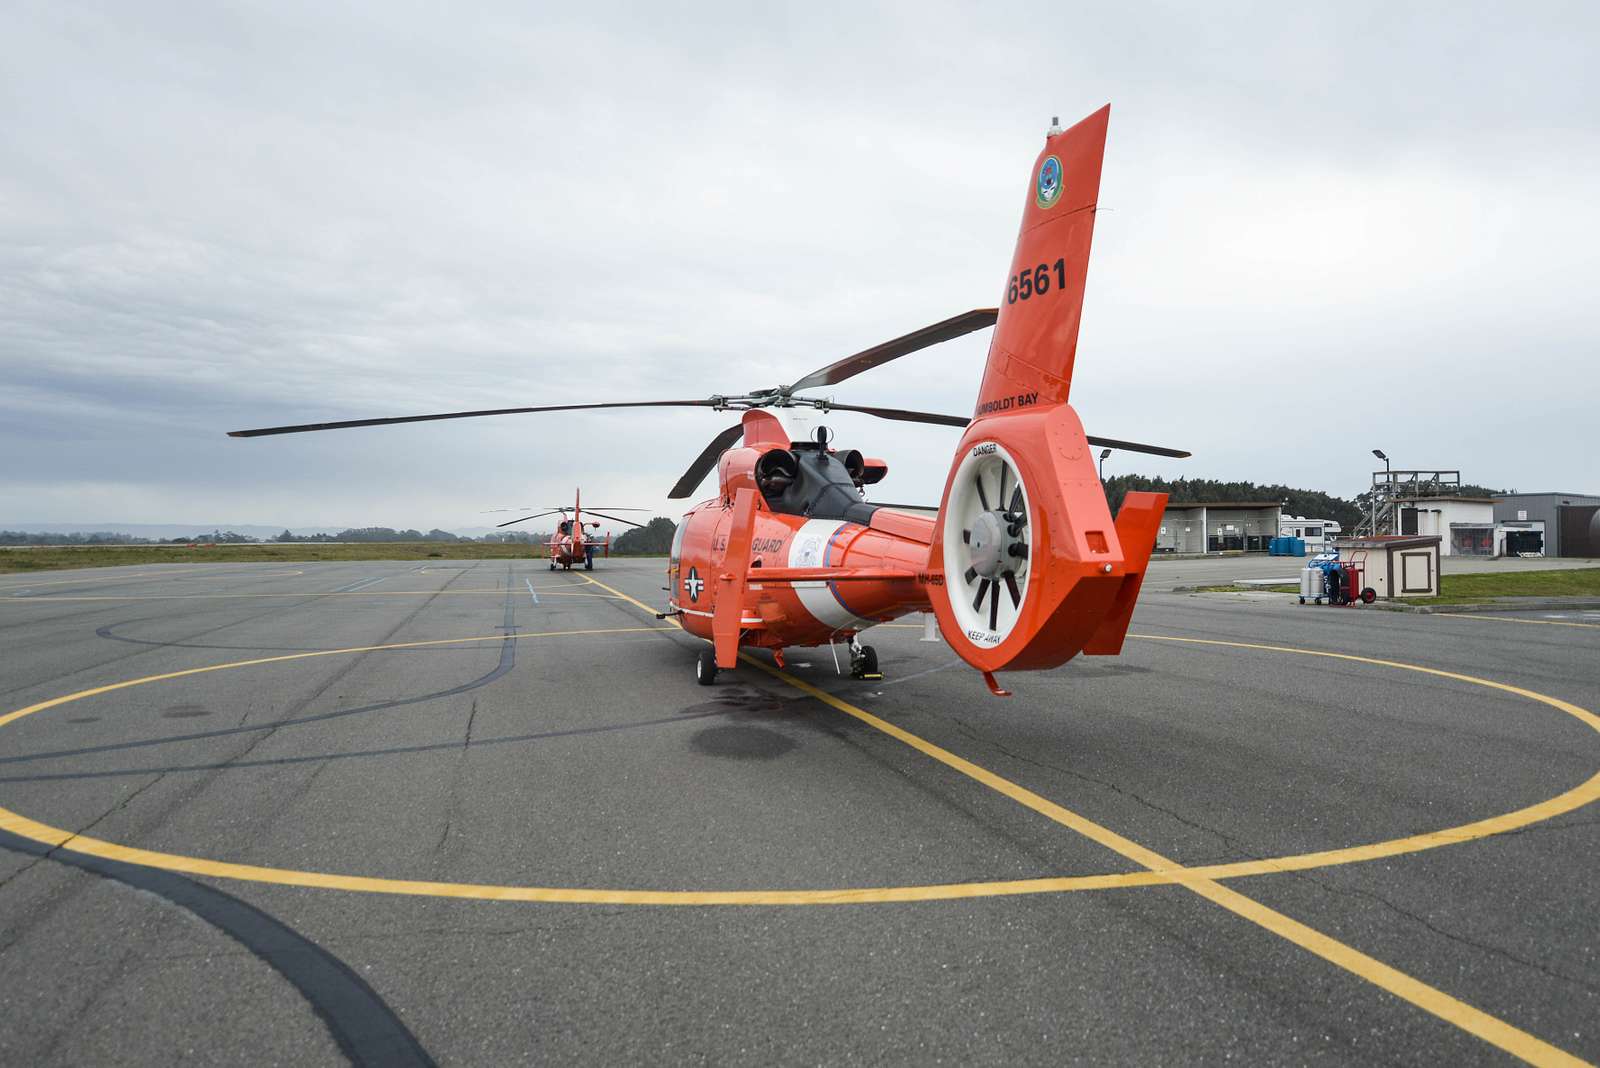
[1102,476,1507,532]
[0,522,682,551]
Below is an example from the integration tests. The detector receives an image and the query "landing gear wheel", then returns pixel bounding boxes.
[695,647,718,686]
[1360,587,1377,604]
[850,644,881,681]
[1298,596,1305,604]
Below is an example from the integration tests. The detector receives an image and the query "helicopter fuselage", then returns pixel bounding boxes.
[668,497,932,650]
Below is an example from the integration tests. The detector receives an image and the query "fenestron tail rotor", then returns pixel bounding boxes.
[945,444,1032,645]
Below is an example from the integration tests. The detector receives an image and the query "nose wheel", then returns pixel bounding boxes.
[695,647,718,686]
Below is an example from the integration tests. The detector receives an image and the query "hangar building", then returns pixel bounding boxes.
[1155,502,1282,554]
[1493,492,1600,557]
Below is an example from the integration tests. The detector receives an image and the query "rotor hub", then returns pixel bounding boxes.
[966,511,1012,580]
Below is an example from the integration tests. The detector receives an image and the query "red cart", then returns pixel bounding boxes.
[1328,551,1377,606]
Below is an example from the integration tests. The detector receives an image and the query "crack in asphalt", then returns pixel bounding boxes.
[1285,868,1600,998]
[945,712,1256,858]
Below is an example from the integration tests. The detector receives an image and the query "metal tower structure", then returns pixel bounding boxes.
[1358,469,1462,537]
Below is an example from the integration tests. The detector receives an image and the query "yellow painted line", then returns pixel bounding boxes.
[1,575,1593,1062]
[0,802,1154,904]
[0,565,307,590]
[0,626,1157,904]
[2,619,1596,907]
[0,590,627,602]
[730,653,1593,1065]
[0,570,188,590]
[582,573,1600,876]
[1434,612,1600,631]
[0,627,668,731]
[585,574,1596,1067]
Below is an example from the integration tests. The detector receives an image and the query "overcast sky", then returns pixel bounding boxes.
[4,1,1596,530]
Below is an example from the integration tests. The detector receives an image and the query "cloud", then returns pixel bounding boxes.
[3,1,1597,528]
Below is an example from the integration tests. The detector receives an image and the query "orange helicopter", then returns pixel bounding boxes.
[484,489,646,571]
[231,105,1186,696]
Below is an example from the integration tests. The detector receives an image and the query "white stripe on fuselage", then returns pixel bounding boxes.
[786,519,873,632]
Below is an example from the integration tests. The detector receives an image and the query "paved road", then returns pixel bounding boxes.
[1144,553,1600,590]
[0,560,1595,1065]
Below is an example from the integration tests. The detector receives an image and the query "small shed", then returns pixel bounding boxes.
[1334,535,1442,598]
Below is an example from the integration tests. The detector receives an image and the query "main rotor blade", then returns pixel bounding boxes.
[786,308,998,394]
[1085,435,1191,459]
[583,510,646,528]
[228,400,720,438]
[668,424,745,499]
[821,402,969,427]
[562,506,650,511]
[495,510,562,529]
[824,402,1192,458]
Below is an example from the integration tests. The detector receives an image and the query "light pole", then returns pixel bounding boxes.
[1098,447,1112,482]
[1371,449,1390,535]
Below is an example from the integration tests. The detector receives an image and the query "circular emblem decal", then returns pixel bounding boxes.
[684,566,704,603]
[1035,155,1062,209]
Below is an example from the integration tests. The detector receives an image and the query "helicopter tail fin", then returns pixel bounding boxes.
[924,106,1169,684]
[973,105,1108,417]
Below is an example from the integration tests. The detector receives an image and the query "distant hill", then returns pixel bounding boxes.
[6,522,350,541]
[4,522,510,542]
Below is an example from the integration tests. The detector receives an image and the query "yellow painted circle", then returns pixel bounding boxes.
[0,628,1595,906]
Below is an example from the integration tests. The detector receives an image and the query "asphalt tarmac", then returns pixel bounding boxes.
[0,559,1594,1066]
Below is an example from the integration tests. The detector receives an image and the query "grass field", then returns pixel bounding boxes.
[1408,567,1600,605]
[0,543,665,574]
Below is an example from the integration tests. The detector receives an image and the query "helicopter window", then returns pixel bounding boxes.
[669,519,686,577]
